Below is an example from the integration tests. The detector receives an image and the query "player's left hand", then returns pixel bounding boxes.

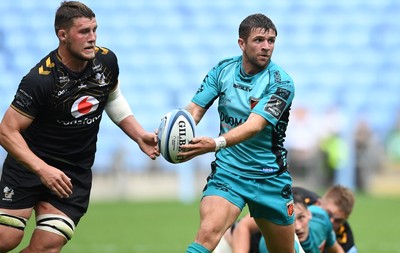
[178,136,215,162]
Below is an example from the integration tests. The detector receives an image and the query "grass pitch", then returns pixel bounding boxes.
[14,193,400,253]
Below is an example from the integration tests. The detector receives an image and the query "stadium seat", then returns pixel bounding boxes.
[1,0,399,174]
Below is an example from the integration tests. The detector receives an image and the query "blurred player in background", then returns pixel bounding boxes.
[310,186,357,253]
[0,1,159,252]
[179,13,296,253]
[214,185,357,253]
[258,189,344,253]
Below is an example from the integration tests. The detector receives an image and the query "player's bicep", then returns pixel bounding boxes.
[1,106,34,132]
[245,113,269,132]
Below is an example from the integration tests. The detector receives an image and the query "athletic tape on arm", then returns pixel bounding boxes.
[105,85,133,124]
[214,136,227,151]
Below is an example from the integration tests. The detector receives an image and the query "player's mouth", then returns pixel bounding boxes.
[296,232,305,241]
[84,45,95,52]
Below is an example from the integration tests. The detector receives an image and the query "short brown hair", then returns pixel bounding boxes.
[323,185,355,216]
[238,13,277,41]
[54,1,95,34]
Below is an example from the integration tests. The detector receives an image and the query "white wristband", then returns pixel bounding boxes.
[214,136,227,151]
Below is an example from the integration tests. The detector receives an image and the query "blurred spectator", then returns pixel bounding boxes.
[354,119,384,192]
[385,114,400,169]
[319,106,349,186]
[286,106,324,184]
[320,133,348,186]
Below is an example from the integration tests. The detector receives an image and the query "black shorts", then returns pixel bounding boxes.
[0,155,92,225]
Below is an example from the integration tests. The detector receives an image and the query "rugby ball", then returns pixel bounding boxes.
[157,109,196,163]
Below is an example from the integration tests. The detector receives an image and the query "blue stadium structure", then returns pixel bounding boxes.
[0,1,399,189]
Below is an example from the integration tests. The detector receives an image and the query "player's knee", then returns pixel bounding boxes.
[0,233,24,253]
[197,226,225,249]
[36,214,76,241]
[0,212,27,252]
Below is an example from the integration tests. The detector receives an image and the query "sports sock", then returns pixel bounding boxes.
[186,242,212,253]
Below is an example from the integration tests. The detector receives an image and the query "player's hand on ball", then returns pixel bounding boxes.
[178,136,215,162]
[139,131,160,160]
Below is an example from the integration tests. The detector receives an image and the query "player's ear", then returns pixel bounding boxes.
[58,29,67,42]
[238,38,245,51]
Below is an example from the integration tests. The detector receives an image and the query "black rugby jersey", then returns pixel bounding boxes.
[10,47,119,169]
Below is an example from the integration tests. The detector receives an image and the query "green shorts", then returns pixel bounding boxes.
[202,165,294,226]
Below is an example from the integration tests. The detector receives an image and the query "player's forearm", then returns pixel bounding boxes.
[118,115,147,143]
[221,113,266,148]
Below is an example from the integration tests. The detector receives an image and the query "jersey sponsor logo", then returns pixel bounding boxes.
[57,114,101,126]
[264,95,287,119]
[220,112,245,128]
[71,96,99,118]
[233,83,252,92]
[2,186,14,201]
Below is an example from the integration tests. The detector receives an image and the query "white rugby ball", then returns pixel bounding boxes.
[157,109,196,163]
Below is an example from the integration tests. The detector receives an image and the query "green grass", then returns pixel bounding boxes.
[13,194,400,253]
[348,193,400,253]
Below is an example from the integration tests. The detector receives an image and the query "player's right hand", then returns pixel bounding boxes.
[38,165,73,198]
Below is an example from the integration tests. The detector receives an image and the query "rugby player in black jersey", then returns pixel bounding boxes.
[0,1,159,252]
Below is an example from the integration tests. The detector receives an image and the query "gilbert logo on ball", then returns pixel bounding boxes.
[158,109,196,163]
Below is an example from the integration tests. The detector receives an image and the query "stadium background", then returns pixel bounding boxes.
[0,0,400,202]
